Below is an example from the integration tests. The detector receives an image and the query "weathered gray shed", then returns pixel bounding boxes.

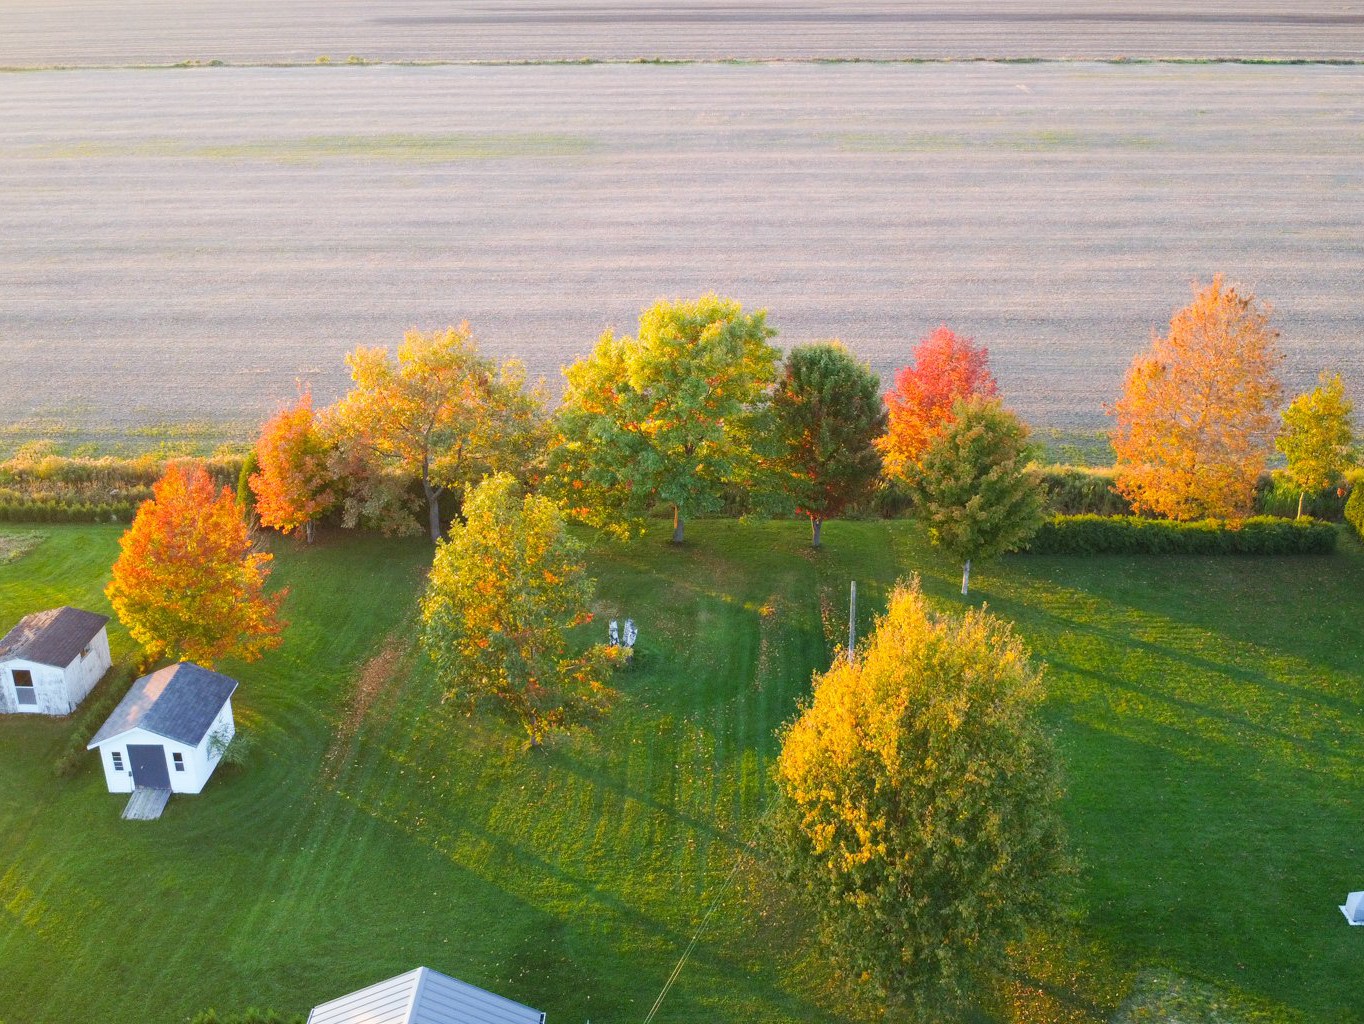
[0,606,111,715]
[306,966,545,1024]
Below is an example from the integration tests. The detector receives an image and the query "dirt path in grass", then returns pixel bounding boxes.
[319,632,412,784]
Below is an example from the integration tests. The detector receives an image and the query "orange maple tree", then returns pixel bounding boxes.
[878,325,998,479]
[107,463,286,666]
[1111,276,1283,520]
[249,390,335,543]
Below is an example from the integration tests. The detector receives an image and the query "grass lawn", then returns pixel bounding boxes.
[0,521,1360,1023]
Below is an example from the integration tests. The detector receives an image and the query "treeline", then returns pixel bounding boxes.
[0,459,1354,526]
[5,280,1360,566]
[0,454,240,523]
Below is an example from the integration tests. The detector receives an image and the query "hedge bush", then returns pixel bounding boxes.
[53,659,140,778]
[1345,486,1364,540]
[1026,514,1338,556]
[1035,465,1130,516]
[0,500,138,524]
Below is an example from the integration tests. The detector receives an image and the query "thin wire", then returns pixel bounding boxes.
[640,630,848,1022]
[641,848,748,1024]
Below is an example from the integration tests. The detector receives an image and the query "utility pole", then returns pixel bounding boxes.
[847,580,857,663]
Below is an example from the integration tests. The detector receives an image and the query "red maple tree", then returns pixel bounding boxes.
[878,325,998,478]
[107,463,286,667]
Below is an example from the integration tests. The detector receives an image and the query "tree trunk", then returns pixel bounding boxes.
[961,559,972,596]
[421,453,442,542]
[811,517,823,548]
[304,520,315,545]
[1297,490,1305,520]
[672,506,684,544]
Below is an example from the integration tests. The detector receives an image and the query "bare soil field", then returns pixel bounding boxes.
[3,0,1364,67]
[2,62,1362,440]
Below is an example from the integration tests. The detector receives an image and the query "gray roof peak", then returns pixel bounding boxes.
[0,606,108,668]
[306,966,545,1024]
[87,662,237,748]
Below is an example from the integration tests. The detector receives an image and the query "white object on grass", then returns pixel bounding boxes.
[1341,891,1364,925]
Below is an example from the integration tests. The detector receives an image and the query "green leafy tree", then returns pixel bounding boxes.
[772,342,887,547]
[907,397,1044,595]
[419,473,617,748]
[332,326,546,541]
[773,579,1069,1018]
[553,294,780,544]
[1276,372,1354,519]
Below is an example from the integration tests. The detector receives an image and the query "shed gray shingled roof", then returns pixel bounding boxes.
[0,606,108,668]
[87,663,237,748]
[306,967,545,1024]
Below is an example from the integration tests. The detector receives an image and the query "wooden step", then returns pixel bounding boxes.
[122,787,170,821]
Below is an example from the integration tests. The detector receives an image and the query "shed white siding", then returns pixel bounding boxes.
[92,701,232,795]
[0,625,110,715]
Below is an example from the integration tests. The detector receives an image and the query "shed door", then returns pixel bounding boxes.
[128,744,170,790]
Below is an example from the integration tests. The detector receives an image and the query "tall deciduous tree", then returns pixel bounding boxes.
[1112,276,1284,520]
[419,473,617,749]
[774,579,1069,1017]
[879,325,998,480]
[907,397,1044,595]
[554,294,780,544]
[107,463,285,667]
[1277,372,1354,519]
[249,391,335,543]
[332,326,545,541]
[772,342,886,547]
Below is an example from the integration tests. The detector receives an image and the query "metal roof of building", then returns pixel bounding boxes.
[306,967,545,1024]
[0,606,108,668]
[87,662,237,748]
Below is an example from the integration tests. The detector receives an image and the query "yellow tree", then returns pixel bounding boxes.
[773,580,1069,1016]
[107,463,285,667]
[331,326,545,541]
[419,473,617,749]
[1111,276,1283,520]
[1276,372,1354,519]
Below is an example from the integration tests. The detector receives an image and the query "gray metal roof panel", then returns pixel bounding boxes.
[307,968,543,1024]
[0,606,108,668]
[87,662,237,748]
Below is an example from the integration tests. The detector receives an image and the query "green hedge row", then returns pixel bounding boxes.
[1026,514,1338,556]
[1346,486,1364,541]
[0,500,137,523]
[1037,466,1357,520]
[53,659,139,778]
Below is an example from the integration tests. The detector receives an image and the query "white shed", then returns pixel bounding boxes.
[307,966,545,1024]
[86,662,237,795]
[0,606,111,715]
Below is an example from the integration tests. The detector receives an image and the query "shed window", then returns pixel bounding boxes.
[111,751,124,771]
[82,645,92,659]
[12,669,36,706]
[172,752,185,772]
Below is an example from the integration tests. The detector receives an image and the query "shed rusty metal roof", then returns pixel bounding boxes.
[306,967,544,1024]
[0,606,108,668]
[87,662,237,748]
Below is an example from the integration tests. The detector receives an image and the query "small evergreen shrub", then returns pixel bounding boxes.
[1026,515,1337,556]
[1035,465,1130,516]
[53,659,139,778]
